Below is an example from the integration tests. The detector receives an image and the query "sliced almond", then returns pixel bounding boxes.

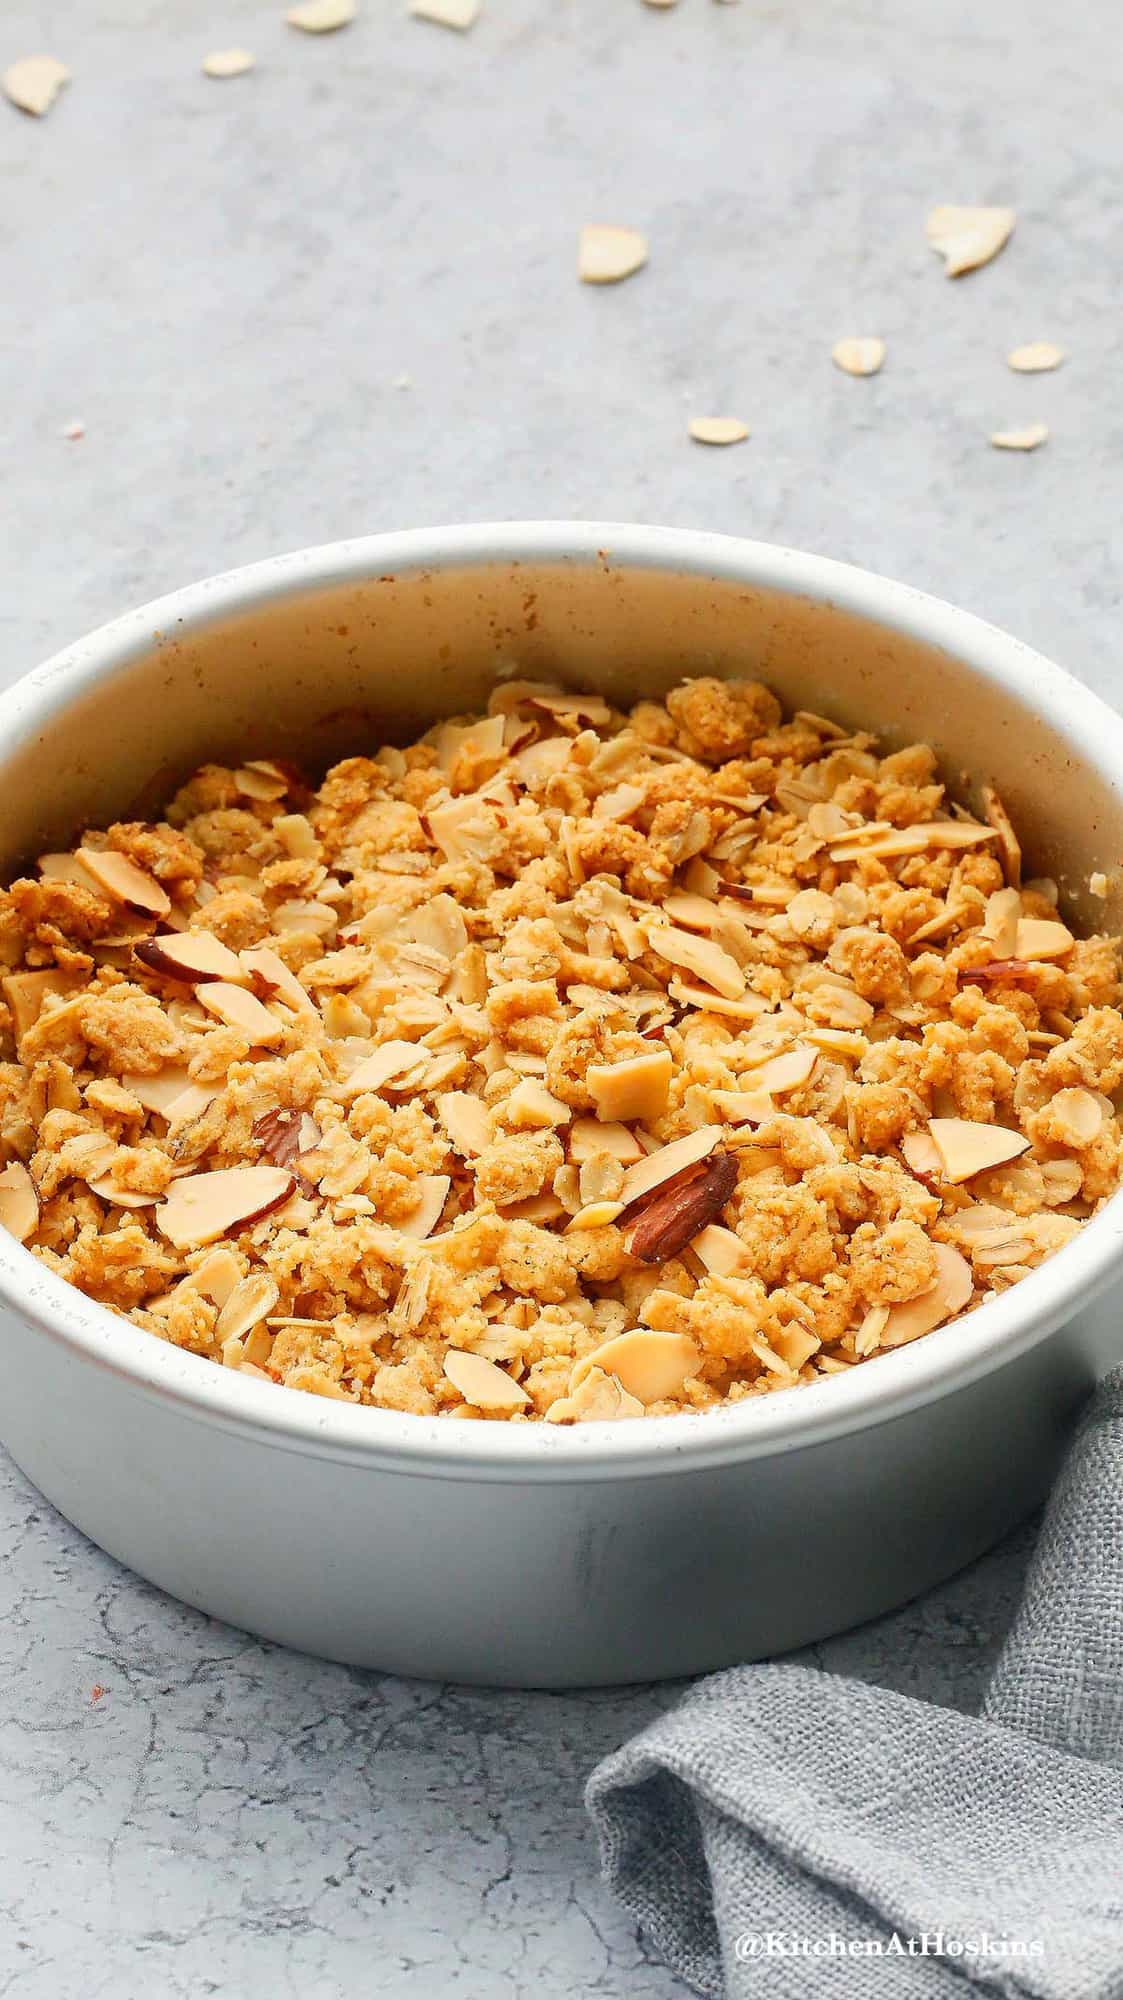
[571,1329,702,1404]
[544,1366,644,1423]
[983,886,1022,956]
[709,1087,775,1125]
[831,336,885,377]
[240,945,317,1015]
[1014,916,1074,960]
[626,1150,738,1264]
[88,1177,157,1209]
[1007,343,1065,373]
[2,967,87,1041]
[438,1090,493,1157]
[901,1130,943,1177]
[881,1242,974,1347]
[157,1166,296,1249]
[565,1200,625,1232]
[38,851,101,889]
[252,1107,314,1172]
[667,980,768,1022]
[688,417,749,446]
[135,931,246,984]
[410,0,479,23]
[214,1272,280,1342]
[928,1118,1030,1184]
[828,821,994,861]
[286,0,357,30]
[340,1041,427,1097]
[752,1046,817,1095]
[578,224,648,284]
[197,981,287,1046]
[398,1175,451,1239]
[3,55,70,117]
[444,1349,529,1412]
[1048,1087,1104,1148]
[990,423,1048,453]
[505,1077,570,1129]
[618,1125,722,1208]
[854,1304,890,1357]
[0,1163,38,1243]
[202,48,255,77]
[587,1049,673,1124]
[77,848,171,917]
[164,1081,218,1127]
[569,1117,644,1164]
[121,1067,197,1116]
[927,204,1015,277]
[644,924,745,999]
[691,1223,750,1276]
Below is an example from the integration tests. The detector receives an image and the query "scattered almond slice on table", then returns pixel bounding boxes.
[202,49,255,77]
[926,204,1015,277]
[286,0,357,30]
[832,337,885,377]
[1007,343,1065,373]
[688,417,749,446]
[578,225,648,285]
[410,0,480,24]
[990,423,1049,453]
[3,56,69,117]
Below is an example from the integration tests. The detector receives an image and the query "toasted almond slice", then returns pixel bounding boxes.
[505,1077,571,1129]
[239,945,317,1015]
[571,1329,702,1404]
[1007,342,1065,373]
[197,981,287,1046]
[0,1163,38,1243]
[499,1191,568,1225]
[341,1040,428,1098]
[76,848,171,917]
[1040,1158,1084,1205]
[3,55,70,117]
[544,1366,645,1423]
[709,1087,775,1125]
[983,886,1022,956]
[526,689,613,727]
[990,423,1048,452]
[587,1049,673,1124]
[215,1271,280,1342]
[593,782,647,822]
[164,1081,218,1127]
[186,1247,245,1309]
[157,1166,296,1249]
[578,224,648,284]
[203,48,255,77]
[927,204,1015,277]
[134,931,246,984]
[667,980,768,1021]
[902,1131,943,1177]
[38,851,101,889]
[618,1125,722,1208]
[752,1046,817,1095]
[691,1223,750,1276]
[644,924,745,998]
[444,1349,529,1412]
[410,0,479,23]
[829,821,994,861]
[1013,916,1074,960]
[569,1117,644,1164]
[881,1243,974,1347]
[286,0,357,29]
[397,1175,451,1240]
[122,1067,200,1116]
[1048,1087,1104,1147]
[2,967,87,1041]
[660,892,726,932]
[688,416,749,446]
[855,1304,890,1357]
[438,1090,493,1157]
[787,888,836,942]
[831,336,885,376]
[565,1200,625,1232]
[88,1177,158,1209]
[928,1118,1030,1183]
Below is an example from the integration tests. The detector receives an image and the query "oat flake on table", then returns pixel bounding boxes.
[688,417,749,445]
[990,422,1049,451]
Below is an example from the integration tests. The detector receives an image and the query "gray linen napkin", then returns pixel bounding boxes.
[586,1370,1123,1998]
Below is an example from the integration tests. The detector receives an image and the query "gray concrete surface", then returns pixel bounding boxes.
[0,0,1119,1993]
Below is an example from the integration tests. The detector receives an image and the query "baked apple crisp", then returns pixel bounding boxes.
[1,677,1120,1423]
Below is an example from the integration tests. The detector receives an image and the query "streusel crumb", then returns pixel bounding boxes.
[0,686,1119,1422]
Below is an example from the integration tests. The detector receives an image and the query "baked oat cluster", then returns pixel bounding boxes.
[1,675,1121,1424]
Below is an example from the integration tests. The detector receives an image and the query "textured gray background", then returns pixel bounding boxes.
[0,1,1119,1994]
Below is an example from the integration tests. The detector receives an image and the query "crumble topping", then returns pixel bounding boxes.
[0,681,1120,1424]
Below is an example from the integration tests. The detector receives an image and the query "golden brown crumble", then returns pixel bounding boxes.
[0,686,1120,1424]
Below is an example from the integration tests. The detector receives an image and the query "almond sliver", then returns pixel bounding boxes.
[1013,917,1074,960]
[77,848,171,917]
[928,1118,1030,1183]
[157,1166,296,1249]
[578,224,648,284]
[644,924,745,999]
[587,1049,673,1124]
[570,1329,702,1404]
[927,205,1015,277]
[197,981,287,1046]
[881,1242,973,1346]
[0,1162,38,1243]
[397,1175,451,1239]
[444,1349,530,1412]
[618,1125,722,1209]
[569,1117,644,1165]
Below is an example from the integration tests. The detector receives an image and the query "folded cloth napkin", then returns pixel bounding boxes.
[586,1369,1123,1999]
